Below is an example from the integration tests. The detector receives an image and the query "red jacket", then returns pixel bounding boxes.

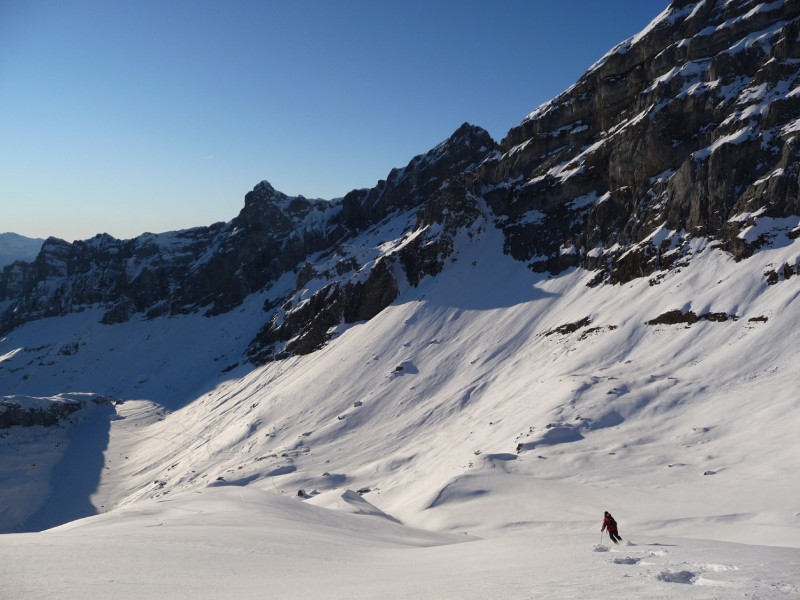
[601,513,618,533]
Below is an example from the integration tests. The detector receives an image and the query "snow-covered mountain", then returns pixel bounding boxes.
[1,1,799,598]
[0,232,43,269]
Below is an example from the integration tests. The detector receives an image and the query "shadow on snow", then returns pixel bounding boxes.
[17,402,115,532]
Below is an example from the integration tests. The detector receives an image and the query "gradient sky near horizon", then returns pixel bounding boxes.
[2,0,668,241]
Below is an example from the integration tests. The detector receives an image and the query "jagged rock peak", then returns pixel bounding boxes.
[387,122,497,181]
[336,122,498,231]
[236,178,333,233]
[445,122,495,148]
[422,123,497,169]
[244,180,289,207]
[253,180,277,194]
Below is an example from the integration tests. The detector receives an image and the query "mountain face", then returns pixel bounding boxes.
[0,124,499,360]
[479,0,800,282]
[0,0,798,358]
[0,233,44,269]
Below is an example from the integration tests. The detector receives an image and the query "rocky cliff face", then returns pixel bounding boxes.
[478,0,800,283]
[246,124,498,361]
[1,0,798,361]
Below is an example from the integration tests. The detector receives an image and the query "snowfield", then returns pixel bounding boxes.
[1,487,798,599]
[0,209,798,598]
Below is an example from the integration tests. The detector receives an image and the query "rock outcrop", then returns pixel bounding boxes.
[0,394,107,429]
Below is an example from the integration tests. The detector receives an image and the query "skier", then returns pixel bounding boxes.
[601,511,622,544]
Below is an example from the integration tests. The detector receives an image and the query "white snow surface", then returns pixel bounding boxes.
[1,214,799,598]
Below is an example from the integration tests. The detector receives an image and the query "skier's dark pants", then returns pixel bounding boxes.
[608,530,622,543]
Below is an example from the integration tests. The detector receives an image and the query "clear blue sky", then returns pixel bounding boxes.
[1,0,668,241]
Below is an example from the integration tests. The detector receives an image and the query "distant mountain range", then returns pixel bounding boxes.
[0,233,43,269]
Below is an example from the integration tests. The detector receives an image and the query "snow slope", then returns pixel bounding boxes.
[1,487,797,600]
[0,207,798,597]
